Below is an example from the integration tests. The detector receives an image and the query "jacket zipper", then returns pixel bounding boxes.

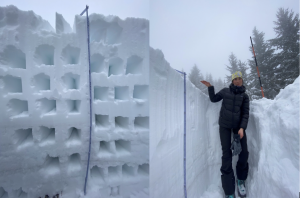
[232,90,236,128]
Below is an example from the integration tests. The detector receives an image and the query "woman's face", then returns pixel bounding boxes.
[233,77,243,86]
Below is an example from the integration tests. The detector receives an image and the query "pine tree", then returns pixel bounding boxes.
[248,27,276,100]
[188,64,205,92]
[269,8,299,89]
[225,53,239,83]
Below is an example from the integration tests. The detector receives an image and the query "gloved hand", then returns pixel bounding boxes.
[231,134,242,156]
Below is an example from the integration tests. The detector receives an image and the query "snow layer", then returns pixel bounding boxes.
[0,5,149,198]
[150,48,299,197]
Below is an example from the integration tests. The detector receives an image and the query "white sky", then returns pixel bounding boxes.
[0,0,298,81]
[150,0,299,81]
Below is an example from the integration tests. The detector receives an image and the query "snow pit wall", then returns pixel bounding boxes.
[150,48,299,197]
[0,5,149,198]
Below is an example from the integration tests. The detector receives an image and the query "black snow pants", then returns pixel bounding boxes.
[219,126,249,195]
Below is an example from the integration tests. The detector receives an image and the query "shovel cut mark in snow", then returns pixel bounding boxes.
[108,165,122,183]
[32,73,50,92]
[138,164,149,176]
[134,116,149,130]
[115,116,129,131]
[122,164,136,178]
[1,75,22,93]
[0,45,26,69]
[7,99,28,117]
[34,44,54,66]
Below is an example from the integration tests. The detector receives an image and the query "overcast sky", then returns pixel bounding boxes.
[150,0,299,81]
[1,0,298,82]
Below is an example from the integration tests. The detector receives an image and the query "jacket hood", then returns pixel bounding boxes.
[229,83,246,94]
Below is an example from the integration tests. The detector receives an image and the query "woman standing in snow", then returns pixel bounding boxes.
[201,71,249,198]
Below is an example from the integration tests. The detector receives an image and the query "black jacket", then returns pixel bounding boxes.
[208,84,250,130]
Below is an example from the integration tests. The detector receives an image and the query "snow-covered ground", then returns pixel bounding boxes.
[150,48,299,198]
[0,5,149,198]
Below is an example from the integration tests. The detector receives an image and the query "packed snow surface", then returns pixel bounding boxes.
[0,5,149,198]
[150,48,299,198]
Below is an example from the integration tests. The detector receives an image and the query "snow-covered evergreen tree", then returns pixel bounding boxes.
[248,27,276,100]
[269,8,299,89]
[225,53,239,83]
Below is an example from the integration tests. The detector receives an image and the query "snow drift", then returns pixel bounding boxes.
[150,48,299,198]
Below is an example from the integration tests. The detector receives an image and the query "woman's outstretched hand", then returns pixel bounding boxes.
[200,80,212,87]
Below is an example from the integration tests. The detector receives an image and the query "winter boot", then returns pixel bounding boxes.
[237,179,246,197]
[225,194,235,198]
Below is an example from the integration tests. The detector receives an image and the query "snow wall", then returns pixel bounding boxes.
[150,48,299,198]
[0,5,149,198]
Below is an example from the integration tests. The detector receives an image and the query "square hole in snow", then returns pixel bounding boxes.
[15,128,33,148]
[115,116,129,130]
[115,140,131,153]
[66,127,81,146]
[138,164,149,175]
[134,117,149,130]
[99,141,113,154]
[7,99,28,117]
[114,86,129,100]
[133,85,148,99]
[94,86,109,101]
[122,164,135,176]
[39,126,55,146]
[66,100,81,113]
[95,114,109,129]
[90,166,105,182]
[108,166,120,178]
[2,75,22,93]
[0,187,8,198]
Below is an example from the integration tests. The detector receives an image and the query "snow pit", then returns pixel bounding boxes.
[0,187,8,198]
[66,127,81,147]
[7,99,28,117]
[32,73,50,91]
[114,86,129,100]
[66,99,81,113]
[90,53,105,73]
[39,126,55,146]
[108,57,123,76]
[37,98,56,115]
[1,75,22,93]
[34,44,54,66]
[0,45,26,69]
[0,5,149,197]
[115,116,129,130]
[133,85,148,99]
[15,128,33,148]
[94,86,109,101]
[61,72,80,90]
[61,45,80,65]
[126,55,143,75]
[134,116,149,130]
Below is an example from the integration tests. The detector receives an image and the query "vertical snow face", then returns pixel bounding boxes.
[150,47,299,198]
[0,5,149,198]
